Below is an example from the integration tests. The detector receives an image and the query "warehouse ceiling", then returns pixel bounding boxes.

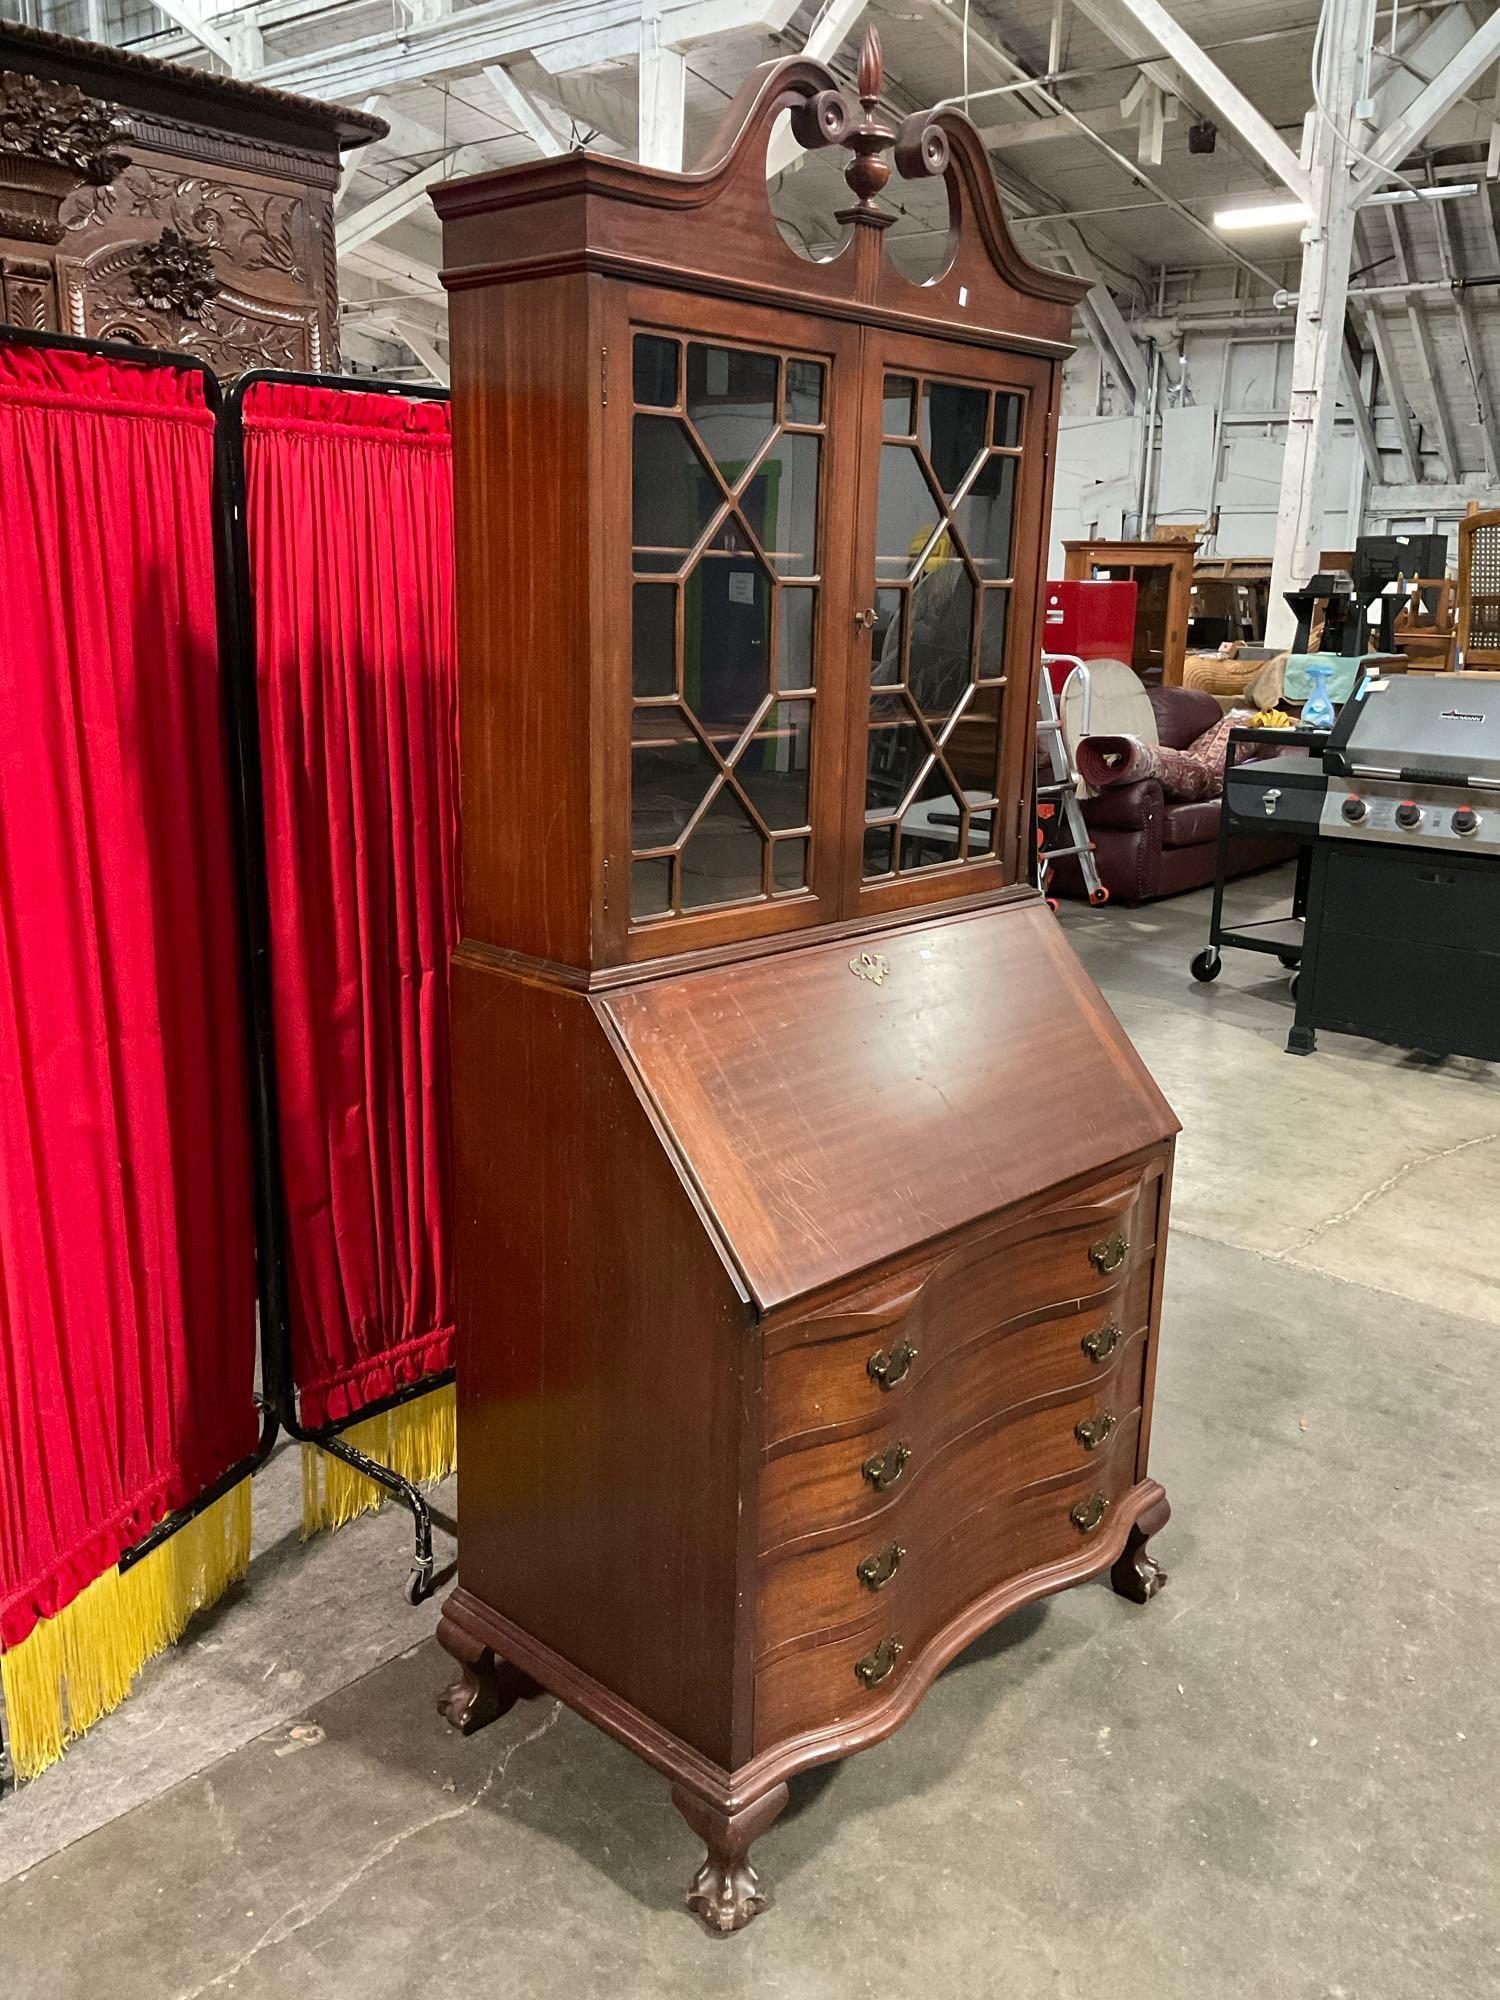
[6,0,1500,460]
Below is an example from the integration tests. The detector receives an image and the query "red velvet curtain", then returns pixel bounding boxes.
[0,344,257,1650]
[241,381,459,1429]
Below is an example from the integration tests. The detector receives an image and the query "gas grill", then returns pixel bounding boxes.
[1288,674,1500,1060]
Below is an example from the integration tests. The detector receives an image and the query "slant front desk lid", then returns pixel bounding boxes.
[599,899,1178,1314]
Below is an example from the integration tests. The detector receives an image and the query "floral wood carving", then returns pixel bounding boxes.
[65,166,305,283]
[127,226,221,320]
[0,71,126,243]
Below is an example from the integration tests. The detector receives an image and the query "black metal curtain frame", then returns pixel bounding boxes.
[218,368,456,1612]
[0,329,276,1798]
[0,341,453,1797]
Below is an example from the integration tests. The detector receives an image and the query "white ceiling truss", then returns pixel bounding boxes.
[44,0,1500,483]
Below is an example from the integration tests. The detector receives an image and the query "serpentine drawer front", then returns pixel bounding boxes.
[753,1413,1144,1749]
[763,1168,1157,1451]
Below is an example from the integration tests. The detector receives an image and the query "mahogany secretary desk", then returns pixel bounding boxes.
[432,34,1178,1934]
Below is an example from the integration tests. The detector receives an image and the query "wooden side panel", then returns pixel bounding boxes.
[450,951,753,1766]
[447,272,601,966]
[603,897,1179,1312]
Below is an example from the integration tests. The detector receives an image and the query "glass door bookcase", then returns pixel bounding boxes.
[432,28,1177,1939]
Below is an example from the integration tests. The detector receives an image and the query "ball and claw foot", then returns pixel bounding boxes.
[436,1645,542,1736]
[672,1781,790,1936]
[1110,1491,1170,1605]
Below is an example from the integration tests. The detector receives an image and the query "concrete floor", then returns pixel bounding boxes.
[4,865,1499,1998]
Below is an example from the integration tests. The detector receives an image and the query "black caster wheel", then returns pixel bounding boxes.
[1190,948,1221,984]
[405,1562,433,1607]
[1278,952,1300,969]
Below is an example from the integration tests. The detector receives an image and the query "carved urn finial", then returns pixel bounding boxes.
[0,70,126,244]
[838,25,897,222]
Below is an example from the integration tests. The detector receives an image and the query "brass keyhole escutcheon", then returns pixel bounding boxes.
[1090,1228,1129,1275]
[1075,1411,1117,1452]
[862,1440,912,1491]
[855,1636,903,1687]
[1081,1322,1121,1364]
[1070,1490,1109,1536]
[856,1542,906,1592]
[867,1337,917,1389]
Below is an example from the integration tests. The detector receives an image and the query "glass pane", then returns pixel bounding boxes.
[784,359,825,424]
[778,586,815,690]
[978,588,1009,678]
[631,857,673,918]
[863,824,895,877]
[923,380,988,494]
[993,393,1022,447]
[683,551,771,743]
[633,583,676,697]
[734,700,810,830]
[907,551,974,723]
[687,343,778,478]
[866,690,929,814]
[900,763,966,871]
[631,708,716,850]
[633,415,720,567]
[742,433,821,576]
[871,587,904,686]
[772,836,808,892]
[944,683,1003,801]
[679,785,764,909]
[953,454,1017,578]
[883,374,916,436]
[633,335,679,408]
[876,445,944,577]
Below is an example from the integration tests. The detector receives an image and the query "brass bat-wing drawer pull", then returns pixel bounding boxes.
[867,1337,918,1389]
[862,1441,912,1492]
[1081,1321,1121,1364]
[1075,1411,1117,1452]
[1089,1228,1129,1275]
[856,1542,906,1592]
[1070,1490,1109,1535]
[854,1636,903,1687]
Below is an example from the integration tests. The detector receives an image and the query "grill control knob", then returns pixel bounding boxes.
[1395,801,1422,830]
[1453,806,1480,836]
[1340,795,1368,824]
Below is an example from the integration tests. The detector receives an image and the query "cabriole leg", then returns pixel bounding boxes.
[1111,1489,1171,1604]
[436,1635,542,1737]
[672,1781,790,1935]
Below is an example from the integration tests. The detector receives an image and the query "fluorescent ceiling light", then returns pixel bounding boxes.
[1213,201,1310,230]
[1366,182,1478,206]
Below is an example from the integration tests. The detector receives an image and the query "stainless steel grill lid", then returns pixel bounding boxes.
[1331,677,1500,785]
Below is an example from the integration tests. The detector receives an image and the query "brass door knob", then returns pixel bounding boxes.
[854,1636,903,1686]
[1081,1322,1121,1364]
[1090,1228,1129,1275]
[1070,1490,1109,1535]
[1075,1411,1117,1452]
[862,1440,912,1491]
[867,1337,918,1389]
[856,1542,906,1592]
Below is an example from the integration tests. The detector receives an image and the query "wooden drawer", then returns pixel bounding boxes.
[759,1277,1150,1555]
[758,1351,1144,1654]
[753,1414,1144,1751]
[763,1166,1159,1451]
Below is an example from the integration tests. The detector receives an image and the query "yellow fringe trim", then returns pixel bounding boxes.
[300,1381,456,1538]
[0,1481,252,1783]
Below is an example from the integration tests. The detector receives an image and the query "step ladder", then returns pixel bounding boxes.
[1036,653,1108,906]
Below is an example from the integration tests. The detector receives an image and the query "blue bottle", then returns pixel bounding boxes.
[1301,660,1336,730]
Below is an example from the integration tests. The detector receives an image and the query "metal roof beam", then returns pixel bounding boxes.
[480,62,569,155]
[336,153,470,255]
[147,0,240,70]
[1430,187,1500,481]
[1381,205,1459,480]
[1352,218,1419,484]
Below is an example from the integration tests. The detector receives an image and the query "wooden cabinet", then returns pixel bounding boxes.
[433,33,1178,1933]
[1063,535,1199,686]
